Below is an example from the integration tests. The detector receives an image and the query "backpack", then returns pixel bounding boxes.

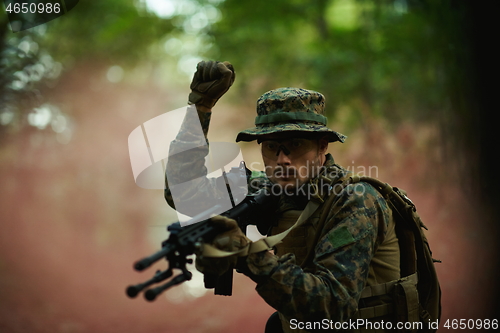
[347,175,442,332]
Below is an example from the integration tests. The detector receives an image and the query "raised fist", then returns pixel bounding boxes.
[189,61,235,109]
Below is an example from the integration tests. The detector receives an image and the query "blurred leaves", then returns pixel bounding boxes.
[0,0,174,137]
[41,0,174,66]
[0,0,473,139]
[0,14,59,132]
[202,0,468,129]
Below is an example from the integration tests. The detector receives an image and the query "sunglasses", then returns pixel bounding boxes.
[260,138,317,160]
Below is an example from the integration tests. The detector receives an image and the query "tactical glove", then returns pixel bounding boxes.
[195,215,250,276]
[189,61,235,109]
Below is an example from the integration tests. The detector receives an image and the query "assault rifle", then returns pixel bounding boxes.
[126,186,277,301]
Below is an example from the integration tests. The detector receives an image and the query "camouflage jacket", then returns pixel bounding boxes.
[165,108,400,332]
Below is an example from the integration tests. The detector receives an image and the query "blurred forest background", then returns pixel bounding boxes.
[1,0,498,332]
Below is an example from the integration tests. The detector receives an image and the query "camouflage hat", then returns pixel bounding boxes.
[236,87,346,143]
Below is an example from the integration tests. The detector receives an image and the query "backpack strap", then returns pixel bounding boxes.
[200,197,321,257]
[298,174,352,267]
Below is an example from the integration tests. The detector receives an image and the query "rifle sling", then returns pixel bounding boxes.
[201,194,322,258]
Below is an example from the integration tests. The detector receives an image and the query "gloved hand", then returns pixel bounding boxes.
[189,60,235,109]
[195,215,250,276]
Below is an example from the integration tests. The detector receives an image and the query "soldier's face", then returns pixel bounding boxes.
[261,136,328,192]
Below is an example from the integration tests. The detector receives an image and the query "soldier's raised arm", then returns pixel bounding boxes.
[164,61,235,215]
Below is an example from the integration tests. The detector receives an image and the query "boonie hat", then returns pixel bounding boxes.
[236,87,346,143]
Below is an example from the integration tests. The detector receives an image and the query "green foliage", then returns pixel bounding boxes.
[0,1,175,136]
[0,0,471,136]
[41,0,174,66]
[201,0,467,128]
[0,10,61,132]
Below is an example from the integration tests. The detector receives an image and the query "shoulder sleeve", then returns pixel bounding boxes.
[247,170,271,194]
[164,107,224,215]
[164,106,269,216]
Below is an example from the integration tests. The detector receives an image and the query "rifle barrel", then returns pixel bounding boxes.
[134,243,174,271]
[144,271,192,301]
[126,269,173,298]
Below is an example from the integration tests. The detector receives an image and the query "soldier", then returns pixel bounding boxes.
[165,61,401,332]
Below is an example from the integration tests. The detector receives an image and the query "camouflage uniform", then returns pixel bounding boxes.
[165,88,400,332]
